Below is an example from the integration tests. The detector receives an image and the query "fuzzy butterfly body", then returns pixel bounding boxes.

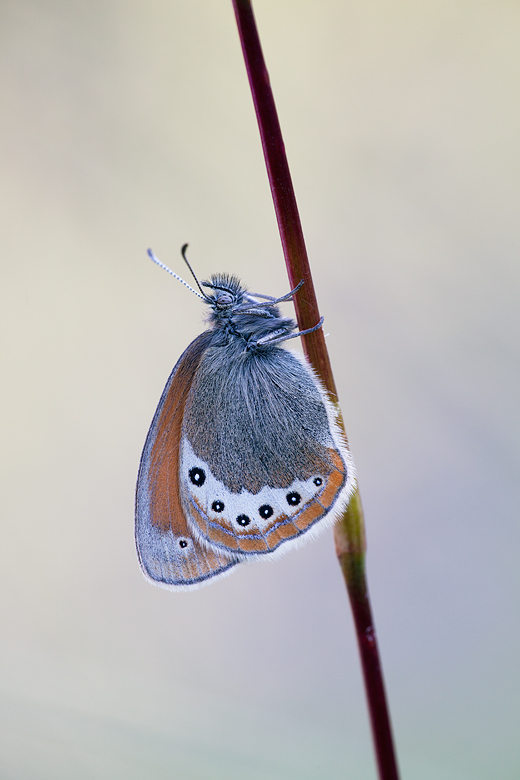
[136,266,356,590]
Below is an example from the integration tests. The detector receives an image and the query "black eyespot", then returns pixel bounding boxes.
[178,539,189,549]
[212,500,225,513]
[236,514,251,527]
[286,492,301,506]
[259,504,273,519]
[313,477,323,487]
[189,467,206,486]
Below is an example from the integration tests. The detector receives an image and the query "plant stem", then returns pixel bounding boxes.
[231,2,400,779]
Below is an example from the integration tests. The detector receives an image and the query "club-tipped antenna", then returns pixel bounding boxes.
[147,248,208,301]
[181,244,210,300]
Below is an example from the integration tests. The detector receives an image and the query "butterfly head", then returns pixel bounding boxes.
[146,248,298,348]
[202,273,245,309]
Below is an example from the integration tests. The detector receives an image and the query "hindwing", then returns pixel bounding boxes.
[180,346,355,557]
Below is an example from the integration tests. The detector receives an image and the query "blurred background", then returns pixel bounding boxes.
[1,1,519,778]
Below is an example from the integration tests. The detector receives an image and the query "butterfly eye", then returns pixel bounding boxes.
[286,492,301,506]
[258,504,274,519]
[211,290,234,306]
[313,477,323,486]
[236,514,251,527]
[189,467,206,486]
[212,500,225,513]
[178,539,189,549]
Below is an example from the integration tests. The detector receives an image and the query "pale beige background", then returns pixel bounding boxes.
[1,1,519,778]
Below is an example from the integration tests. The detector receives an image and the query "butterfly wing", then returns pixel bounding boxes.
[180,346,356,557]
[135,331,240,590]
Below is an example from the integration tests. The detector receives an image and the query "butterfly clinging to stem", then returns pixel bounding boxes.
[135,245,356,590]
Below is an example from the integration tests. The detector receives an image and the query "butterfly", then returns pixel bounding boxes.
[135,246,356,590]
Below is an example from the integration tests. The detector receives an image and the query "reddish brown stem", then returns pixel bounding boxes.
[231,2,400,779]
[231,0,333,386]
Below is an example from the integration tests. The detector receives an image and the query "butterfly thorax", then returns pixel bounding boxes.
[202,273,296,349]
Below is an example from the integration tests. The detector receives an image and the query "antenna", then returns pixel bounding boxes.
[147,248,208,301]
[180,244,210,300]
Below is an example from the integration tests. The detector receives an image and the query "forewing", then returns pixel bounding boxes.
[135,331,240,590]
